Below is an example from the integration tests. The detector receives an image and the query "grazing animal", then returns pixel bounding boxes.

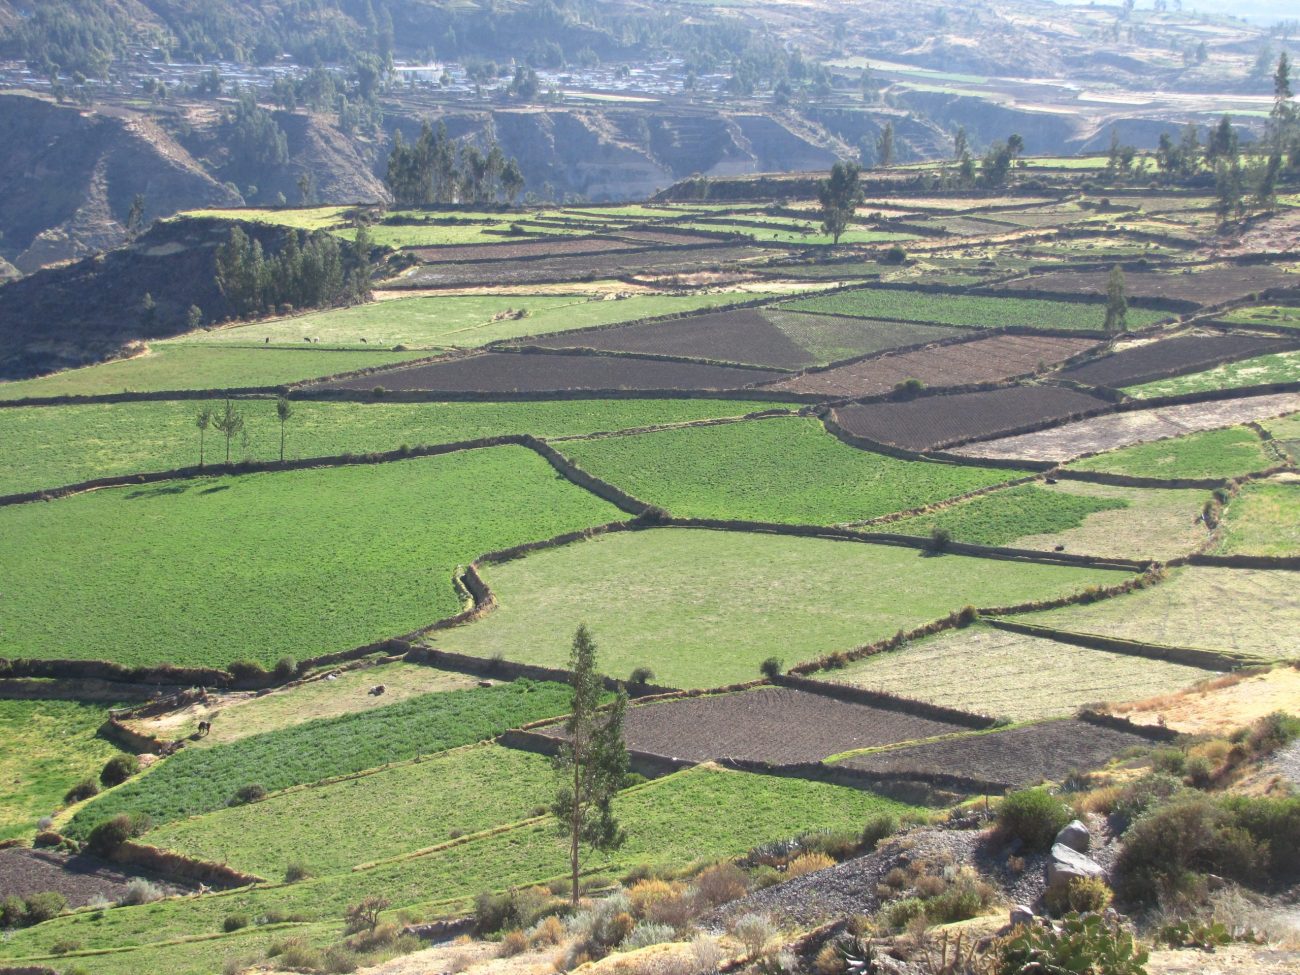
[265,337,269,344]
[196,719,212,737]
[1045,477,1058,485]
[369,684,386,696]
[1054,545,1066,552]
[359,337,367,343]
[304,336,311,343]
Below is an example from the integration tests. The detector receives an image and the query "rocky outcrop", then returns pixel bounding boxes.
[1046,843,1105,894]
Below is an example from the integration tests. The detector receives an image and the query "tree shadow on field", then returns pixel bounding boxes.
[198,484,231,496]
[126,484,191,500]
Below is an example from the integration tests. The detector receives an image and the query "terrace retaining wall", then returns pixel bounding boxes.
[1076,709,1181,743]
[498,728,693,779]
[770,674,995,729]
[982,617,1250,671]
[719,756,1009,796]
[0,678,178,702]
[113,841,262,889]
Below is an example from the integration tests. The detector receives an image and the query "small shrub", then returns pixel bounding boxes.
[924,869,992,924]
[893,377,924,399]
[694,862,749,907]
[1,895,28,928]
[99,754,139,787]
[1158,918,1230,949]
[996,787,1071,853]
[284,861,312,883]
[732,913,776,957]
[760,657,784,679]
[1150,748,1185,776]
[86,813,150,856]
[323,944,361,974]
[270,936,324,970]
[498,929,529,957]
[227,660,268,682]
[1045,876,1113,917]
[119,879,163,906]
[785,852,835,880]
[861,813,899,851]
[529,914,565,947]
[629,666,656,686]
[64,778,99,804]
[927,527,951,553]
[230,783,268,806]
[50,938,81,954]
[883,897,926,931]
[272,657,298,681]
[881,244,907,265]
[623,921,676,950]
[224,913,250,933]
[475,886,559,935]
[1183,754,1214,789]
[997,913,1147,975]
[344,895,390,934]
[955,605,978,627]
[1109,773,1186,831]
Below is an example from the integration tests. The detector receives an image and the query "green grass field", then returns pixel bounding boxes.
[2,765,920,963]
[783,289,1168,331]
[1219,305,1300,329]
[821,623,1210,721]
[0,398,791,496]
[1215,479,1300,557]
[879,483,1128,545]
[677,222,914,246]
[346,222,586,248]
[437,527,1131,688]
[557,418,1024,524]
[0,446,620,669]
[0,699,126,841]
[0,346,428,399]
[1125,349,1300,399]
[1066,426,1278,480]
[1012,567,1297,660]
[64,680,572,840]
[178,292,776,349]
[142,744,555,878]
[131,664,481,747]
[177,207,355,231]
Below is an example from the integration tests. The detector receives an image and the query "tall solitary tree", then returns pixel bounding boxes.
[1104,265,1128,334]
[276,396,294,462]
[816,161,864,245]
[196,407,213,467]
[552,625,628,909]
[875,122,895,168]
[213,400,245,465]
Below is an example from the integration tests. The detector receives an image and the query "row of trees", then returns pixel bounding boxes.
[384,121,526,206]
[214,226,374,321]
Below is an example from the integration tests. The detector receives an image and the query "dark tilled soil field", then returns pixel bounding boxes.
[838,719,1155,789]
[405,236,641,263]
[764,334,1099,399]
[394,245,774,288]
[0,848,190,906]
[1053,332,1297,388]
[533,687,967,764]
[521,307,818,369]
[834,385,1111,450]
[320,351,782,393]
[992,264,1294,307]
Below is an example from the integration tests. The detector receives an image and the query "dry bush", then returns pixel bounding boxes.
[694,862,749,908]
[814,941,845,975]
[785,852,835,881]
[530,914,566,948]
[1045,877,1113,917]
[629,878,682,919]
[499,929,530,957]
[732,914,777,958]
[645,887,698,931]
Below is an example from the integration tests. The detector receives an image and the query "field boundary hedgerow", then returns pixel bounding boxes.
[980,617,1254,671]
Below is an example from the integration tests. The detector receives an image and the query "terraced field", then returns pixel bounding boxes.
[784,288,1168,331]
[558,417,1023,524]
[765,334,1099,398]
[436,527,1131,688]
[0,447,620,669]
[0,397,789,497]
[1125,348,1300,399]
[1065,425,1281,480]
[818,624,1212,722]
[0,346,429,399]
[1012,567,1298,660]
[1214,477,1300,556]
[953,393,1300,465]
[1055,332,1293,389]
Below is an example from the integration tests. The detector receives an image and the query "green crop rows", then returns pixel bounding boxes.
[1126,349,1300,399]
[0,446,620,669]
[558,418,1024,524]
[882,483,1128,546]
[5,766,919,963]
[0,398,791,497]
[1066,426,1277,481]
[783,289,1168,331]
[64,681,572,839]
